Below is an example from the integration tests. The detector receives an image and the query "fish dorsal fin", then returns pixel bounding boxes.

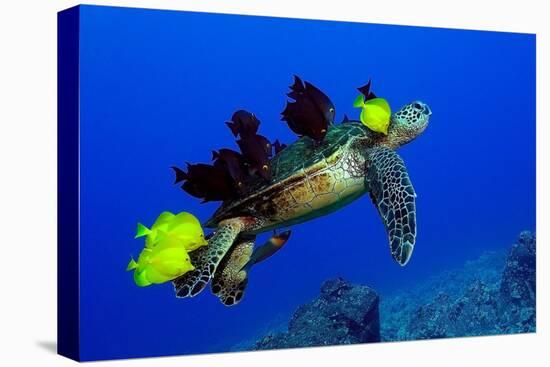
[126,257,138,271]
[357,80,377,101]
[135,223,152,238]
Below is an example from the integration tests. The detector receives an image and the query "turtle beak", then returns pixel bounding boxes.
[422,103,432,116]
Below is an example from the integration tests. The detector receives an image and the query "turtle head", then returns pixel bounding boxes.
[385,101,431,148]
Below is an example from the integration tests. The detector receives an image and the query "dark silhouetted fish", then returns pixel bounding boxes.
[225,109,273,181]
[237,133,272,181]
[281,76,335,142]
[273,139,287,154]
[172,163,235,202]
[212,148,248,194]
[225,110,260,137]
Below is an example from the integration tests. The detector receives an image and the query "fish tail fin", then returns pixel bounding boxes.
[135,223,152,238]
[126,257,138,271]
[353,94,365,108]
[171,166,188,184]
[225,121,240,137]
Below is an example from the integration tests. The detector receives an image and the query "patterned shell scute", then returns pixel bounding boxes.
[206,122,369,226]
[270,123,367,184]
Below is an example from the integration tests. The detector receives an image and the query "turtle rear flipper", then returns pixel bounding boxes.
[366,147,417,266]
[212,230,292,306]
[211,236,255,306]
[173,217,255,298]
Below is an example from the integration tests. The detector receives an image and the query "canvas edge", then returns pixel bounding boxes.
[57,5,81,362]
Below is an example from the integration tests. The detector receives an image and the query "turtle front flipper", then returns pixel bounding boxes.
[173,217,256,298]
[211,236,255,306]
[366,147,417,266]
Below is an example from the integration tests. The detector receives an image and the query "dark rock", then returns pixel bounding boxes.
[500,231,536,303]
[255,277,380,350]
[252,231,536,349]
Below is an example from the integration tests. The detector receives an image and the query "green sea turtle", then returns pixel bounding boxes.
[173,101,432,305]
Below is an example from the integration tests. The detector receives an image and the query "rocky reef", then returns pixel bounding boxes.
[253,231,536,350]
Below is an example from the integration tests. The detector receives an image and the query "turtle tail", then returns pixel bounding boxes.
[211,236,255,306]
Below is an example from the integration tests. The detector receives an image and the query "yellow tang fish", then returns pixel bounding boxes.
[127,211,208,287]
[353,95,392,135]
[127,240,195,287]
[135,211,208,251]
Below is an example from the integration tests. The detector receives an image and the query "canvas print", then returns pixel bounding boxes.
[57,5,536,361]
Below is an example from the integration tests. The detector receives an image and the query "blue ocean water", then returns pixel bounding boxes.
[76,5,536,360]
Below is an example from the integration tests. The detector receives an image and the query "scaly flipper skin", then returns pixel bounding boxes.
[211,237,255,306]
[173,217,255,298]
[366,147,417,266]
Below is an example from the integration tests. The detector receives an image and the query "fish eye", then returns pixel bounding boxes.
[237,181,243,186]
[321,129,326,133]
[329,107,334,113]
[262,165,269,171]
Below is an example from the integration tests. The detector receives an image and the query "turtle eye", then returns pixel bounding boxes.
[413,102,422,110]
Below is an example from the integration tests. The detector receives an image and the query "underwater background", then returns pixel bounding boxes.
[77,5,536,361]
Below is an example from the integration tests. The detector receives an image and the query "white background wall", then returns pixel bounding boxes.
[0,0,547,366]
